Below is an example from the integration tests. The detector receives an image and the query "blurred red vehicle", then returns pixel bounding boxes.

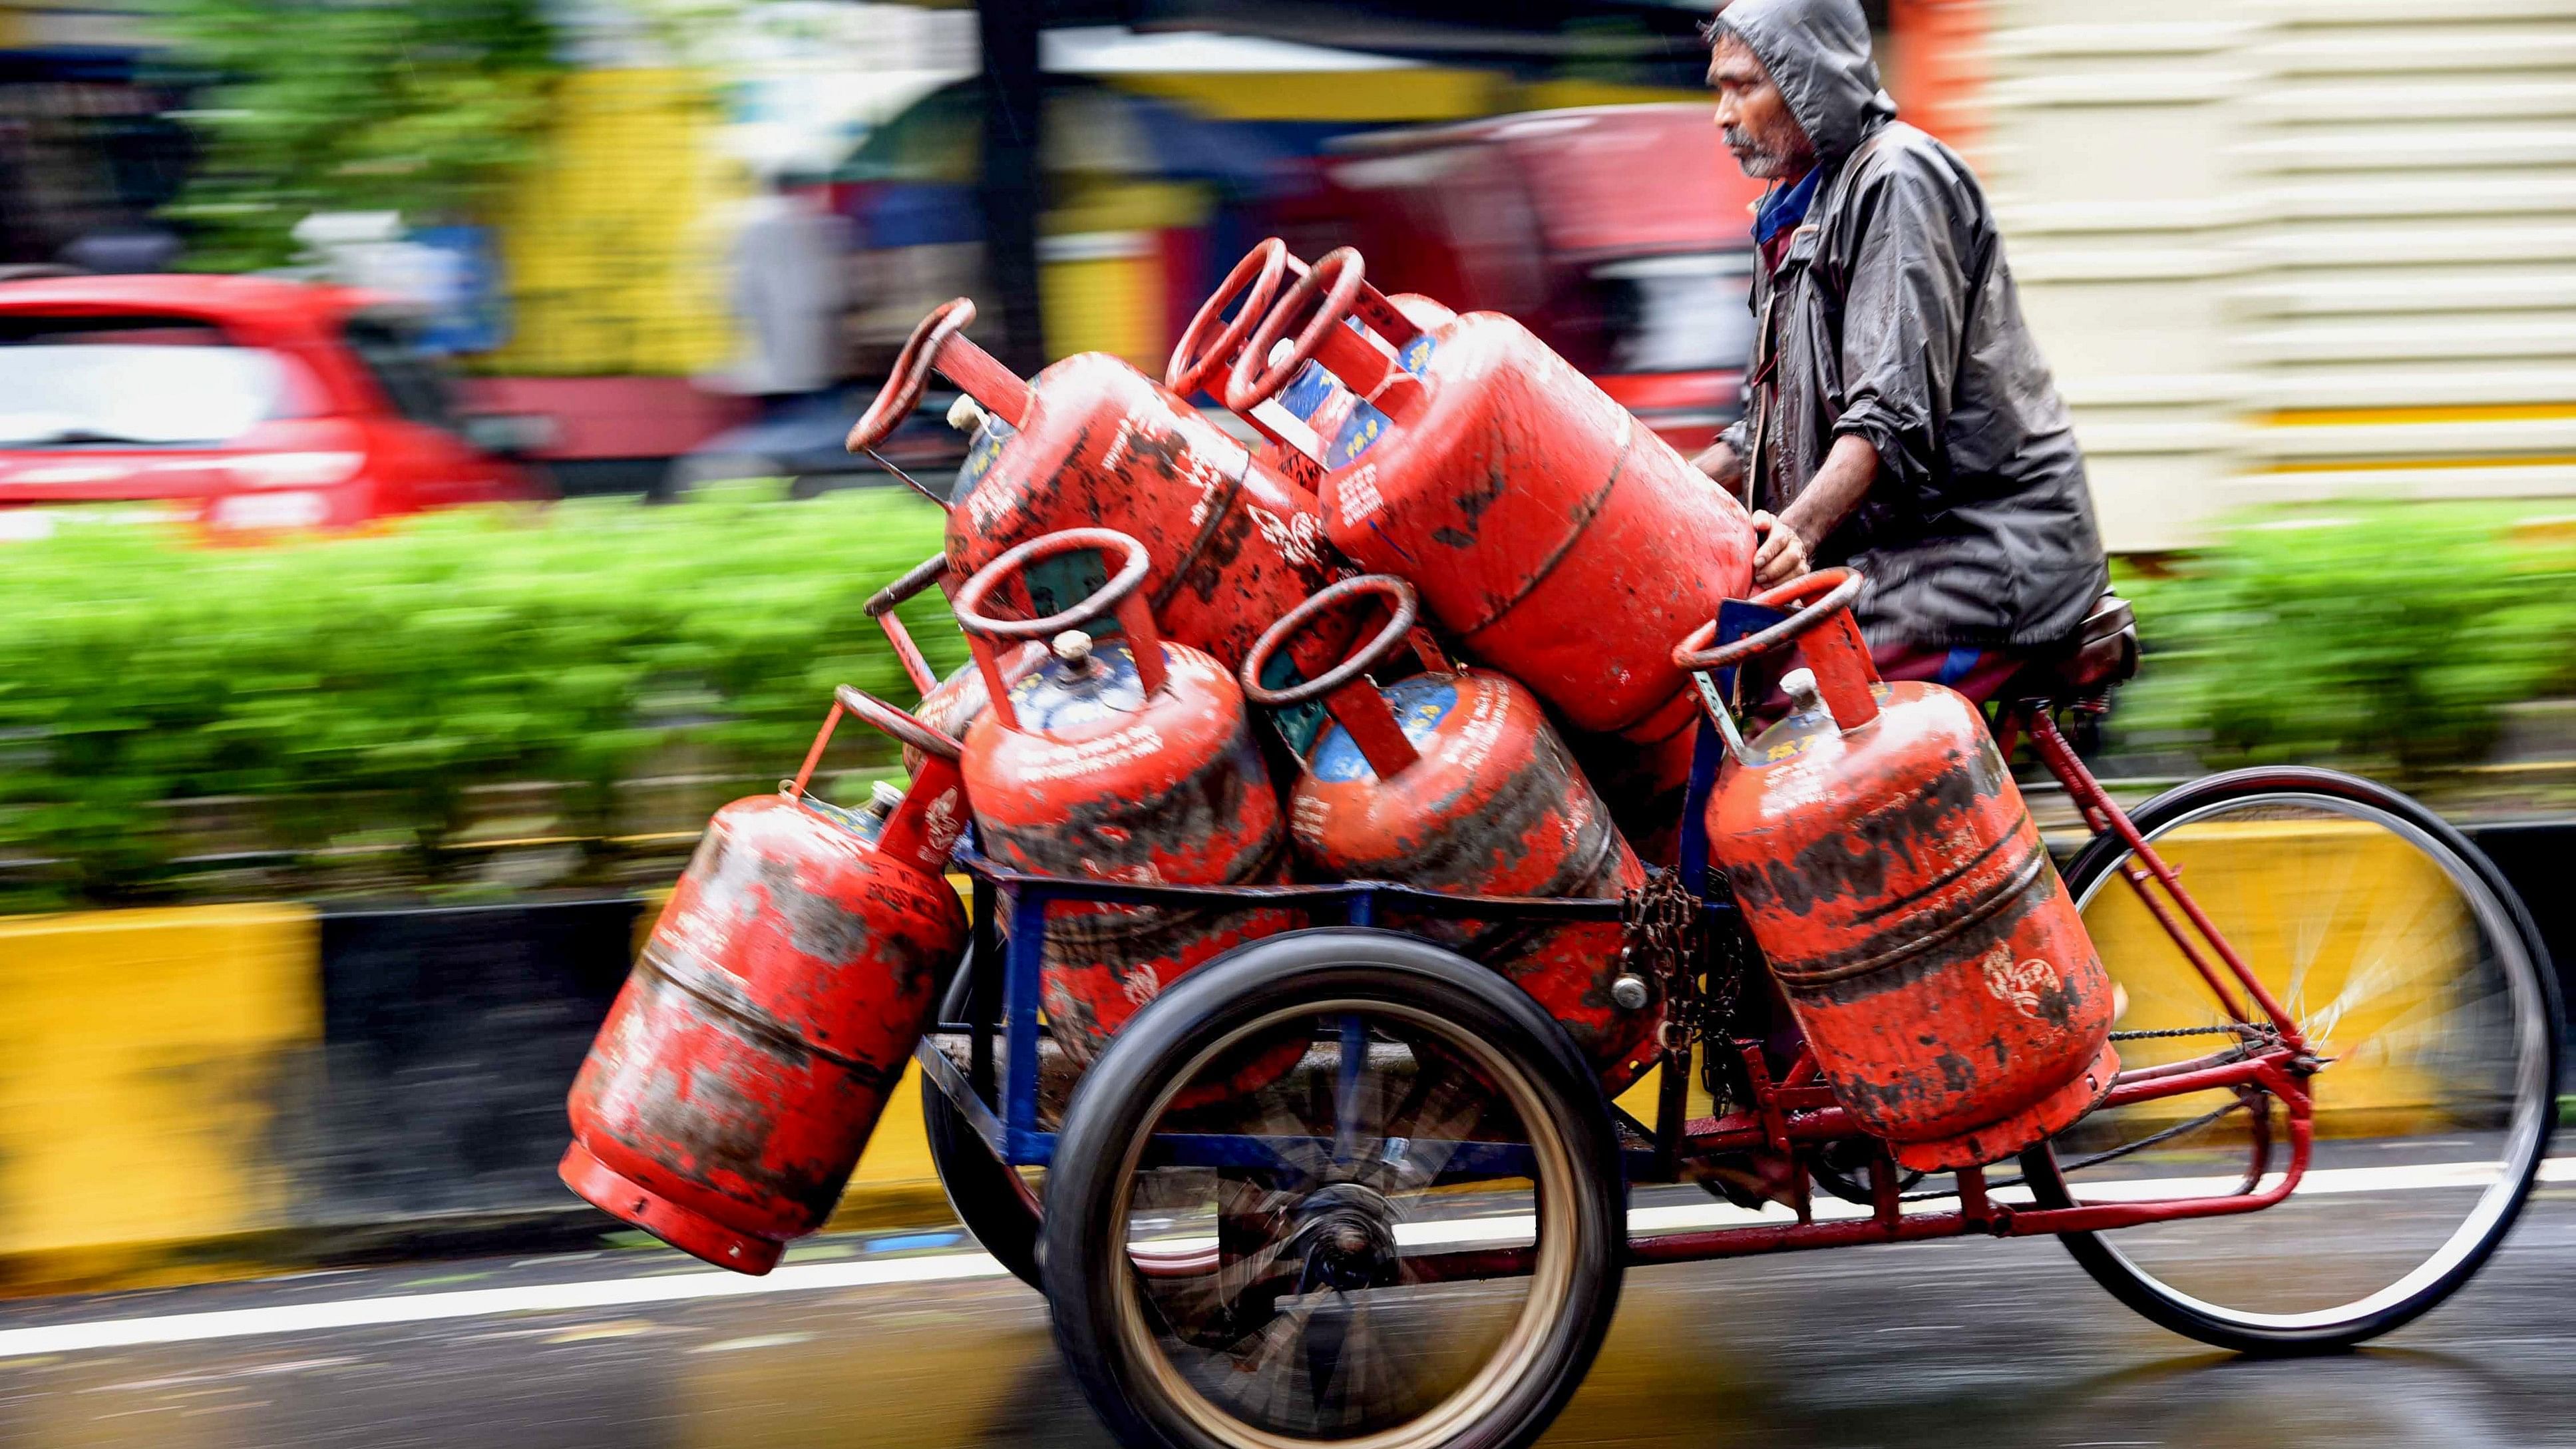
[1268,103,1767,455]
[0,274,550,537]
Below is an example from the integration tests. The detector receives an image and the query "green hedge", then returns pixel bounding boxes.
[2114,505,2576,784]
[7,493,2571,908]
[0,490,962,907]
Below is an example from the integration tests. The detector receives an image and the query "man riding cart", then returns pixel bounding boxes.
[1692,0,2120,707]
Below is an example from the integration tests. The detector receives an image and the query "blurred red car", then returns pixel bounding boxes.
[1269,104,1768,456]
[0,274,550,536]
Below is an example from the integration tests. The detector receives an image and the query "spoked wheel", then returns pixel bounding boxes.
[1044,931,1625,1449]
[923,965,1045,1289]
[2026,767,2562,1353]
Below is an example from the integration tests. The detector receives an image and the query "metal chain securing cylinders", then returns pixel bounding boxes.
[1619,870,1717,1068]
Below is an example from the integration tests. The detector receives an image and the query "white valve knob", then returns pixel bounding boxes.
[1782,668,1822,713]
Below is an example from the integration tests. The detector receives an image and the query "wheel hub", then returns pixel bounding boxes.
[1287,1182,1399,1292]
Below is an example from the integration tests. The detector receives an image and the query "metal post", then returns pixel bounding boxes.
[1004,886,1049,1158]
[974,0,1045,375]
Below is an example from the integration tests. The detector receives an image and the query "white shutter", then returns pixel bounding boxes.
[1983,0,2576,546]
[1982,2,2266,550]
[2241,0,2576,503]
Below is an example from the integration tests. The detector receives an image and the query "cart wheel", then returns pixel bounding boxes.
[1043,929,1624,1449]
[2026,767,2562,1354]
[923,965,1045,1290]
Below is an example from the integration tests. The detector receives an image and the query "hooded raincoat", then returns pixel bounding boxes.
[1713,0,2108,651]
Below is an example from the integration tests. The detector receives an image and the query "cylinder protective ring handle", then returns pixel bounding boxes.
[952,527,1153,642]
[834,685,962,762]
[1224,247,1370,414]
[790,686,962,798]
[848,298,976,454]
[1670,568,1865,673]
[1240,574,1419,708]
[865,552,952,695]
[1167,238,1292,400]
[951,528,1167,731]
[865,552,951,620]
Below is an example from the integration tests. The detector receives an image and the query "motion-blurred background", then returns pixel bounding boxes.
[1,0,2573,1299]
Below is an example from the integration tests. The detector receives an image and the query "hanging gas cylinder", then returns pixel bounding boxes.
[846,297,1338,682]
[864,551,1041,777]
[1675,570,2119,1172]
[952,526,1294,1064]
[1241,575,1659,1088]
[562,688,970,1275]
[1224,248,1758,755]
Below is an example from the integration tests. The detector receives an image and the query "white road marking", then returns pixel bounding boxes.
[0,1155,2564,1362]
[0,1253,1008,1362]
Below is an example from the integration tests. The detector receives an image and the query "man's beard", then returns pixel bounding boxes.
[1724,124,1794,180]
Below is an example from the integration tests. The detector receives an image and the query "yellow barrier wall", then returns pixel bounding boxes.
[0,906,318,1285]
[0,807,2535,1291]
[2078,819,2460,1124]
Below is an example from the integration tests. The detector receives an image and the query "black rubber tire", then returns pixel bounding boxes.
[1041,929,1628,1449]
[922,964,1045,1290]
[2025,765,2563,1355]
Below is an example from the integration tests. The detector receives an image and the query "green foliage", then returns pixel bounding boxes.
[0,490,960,907]
[2114,506,2576,784]
[152,0,563,270]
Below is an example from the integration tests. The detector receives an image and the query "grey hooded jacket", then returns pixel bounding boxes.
[1713,0,2107,651]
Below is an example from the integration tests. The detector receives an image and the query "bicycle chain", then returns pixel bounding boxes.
[2108,1022,2273,1043]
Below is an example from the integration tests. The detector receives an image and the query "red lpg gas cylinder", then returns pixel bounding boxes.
[1242,576,1659,1088]
[1224,248,1756,859]
[562,689,970,1274]
[1224,248,1755,731]
[953,527,1293,1062]
[1676,571,2119,1172]
[846,298,1336,681]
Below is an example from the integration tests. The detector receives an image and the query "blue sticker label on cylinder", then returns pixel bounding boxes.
[1322,334,1432,466]
[953,416,1014,501]
[1330,404,1393,467]
[1310,676,1457,782]
[1278,360,1339,423]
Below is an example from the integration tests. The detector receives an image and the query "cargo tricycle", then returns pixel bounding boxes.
[910,571,2561,1449]
[570,254,2562,1449]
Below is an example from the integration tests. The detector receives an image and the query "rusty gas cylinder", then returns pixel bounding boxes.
[562,688,969,1275]
[953,526,1294,1063]
[1242,574,1659,1088]
[1224,248,1757,756]
[846,298,1338,683]
[1677,570,2119,1172]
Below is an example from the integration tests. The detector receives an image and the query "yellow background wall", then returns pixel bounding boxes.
[488,68,745,377]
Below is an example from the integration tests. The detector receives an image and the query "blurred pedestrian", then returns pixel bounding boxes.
[1692,0,2107,707]
[721,170,856,417]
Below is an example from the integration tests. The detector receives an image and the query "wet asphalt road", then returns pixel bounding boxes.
[4,1189,2574,1449]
